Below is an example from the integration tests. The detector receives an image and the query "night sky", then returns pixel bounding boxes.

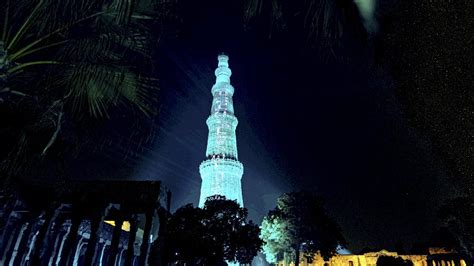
[131,0,453,251]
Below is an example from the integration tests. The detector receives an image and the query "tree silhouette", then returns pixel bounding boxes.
[243,0,367,60]
[164,195,263,265]
[376,256,414,266]
[260,191,346,266]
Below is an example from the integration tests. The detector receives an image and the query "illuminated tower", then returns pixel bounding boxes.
[199,54,244,207]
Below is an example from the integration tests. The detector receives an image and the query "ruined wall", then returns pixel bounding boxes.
[277,249,467,266]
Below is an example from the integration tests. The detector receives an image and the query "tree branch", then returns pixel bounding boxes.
[41,111,64,156]
[0,87,29,97]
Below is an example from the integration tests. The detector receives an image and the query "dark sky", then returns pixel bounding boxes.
[133,0,448,251]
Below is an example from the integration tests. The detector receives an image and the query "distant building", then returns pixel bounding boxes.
[199,54,244,207]
[277,248,467,266]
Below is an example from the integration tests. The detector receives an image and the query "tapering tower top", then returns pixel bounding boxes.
[218,54,229,66]
[211,54,235,115]
[215,54,232,84]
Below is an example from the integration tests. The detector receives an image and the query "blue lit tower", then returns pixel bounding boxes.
[199,54,244,207]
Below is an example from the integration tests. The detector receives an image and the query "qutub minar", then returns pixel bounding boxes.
[199,54,244,207]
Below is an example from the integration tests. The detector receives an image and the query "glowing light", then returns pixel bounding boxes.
[104,220,131,232]
[199,55,244,207]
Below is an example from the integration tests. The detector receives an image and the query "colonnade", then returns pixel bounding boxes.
[0,180,163,266]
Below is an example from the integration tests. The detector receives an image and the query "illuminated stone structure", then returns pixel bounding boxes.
[199,54,244,207]
[277,249,467,266]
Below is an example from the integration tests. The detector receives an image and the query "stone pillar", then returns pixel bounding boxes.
[42,213,66,264]
[0,198,19,249]
[53,220,71,266]
[117,246,126,266]
[99,240,110,266]
[73,237,86,266]
[31,204,62,264]
[0,214,21,264]
[0,209,21,263]
[107,217,124,266]
[22,222,42,265]
[140,208,155,265]
[59,215,81,266]
[16,220,33,265]
[83,212,105,265]
[125,215,139,266]
[6,221,28,266]
[48,219,68,266]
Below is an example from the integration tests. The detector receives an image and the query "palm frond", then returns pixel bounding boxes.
[2,0,159,117]
[7,0,45,50]
[62,63,156,118]
[243,0,366,58]
[2,0,10,42]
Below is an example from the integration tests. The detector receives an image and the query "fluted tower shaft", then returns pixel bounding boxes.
[199,55,244,207]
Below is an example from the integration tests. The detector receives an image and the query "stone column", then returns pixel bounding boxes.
[140,208,155,265]
[107,217,124,266]
[0,214,21,264]
[125,215,139,266]
[0,210,21,263]
[6,221,28,266]
[99,240,110,266]
[59,215,81,266]
[31,204,62,264]
[73,237,86,266]
[83,212,105,265]
[43,213,66,264]
[16,220,33,265]
[53,220,71,266]
[48,221,68,266]
[0,198,19,248]
[117,246,126,266]
[22,222,42,265]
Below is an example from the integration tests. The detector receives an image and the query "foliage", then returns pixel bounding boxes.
[0,0,176,186]
[260,191,345,266]
[243,0,367,60]
[165,196,263,265]
[0,0,161,117]
[260,213,292,263]
[376,256,414,266]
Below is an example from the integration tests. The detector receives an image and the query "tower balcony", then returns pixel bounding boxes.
[199,158,244,180]
[199,157,244,207]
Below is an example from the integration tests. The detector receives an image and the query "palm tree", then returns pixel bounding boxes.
[243,0,367,60]
[0,0,163,160]
[0,0,170,222]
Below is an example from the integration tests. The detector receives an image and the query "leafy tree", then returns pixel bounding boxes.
[260,213,292,264]
[260,191,346,266]
[159,204,203,265]
[164,196,263,265]
[376,256,414,266]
